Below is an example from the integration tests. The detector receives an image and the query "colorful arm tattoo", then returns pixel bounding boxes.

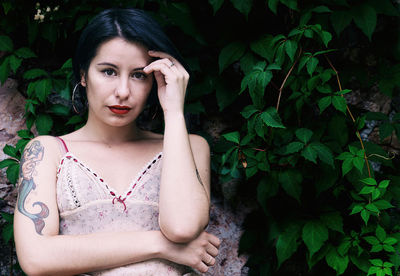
[17,140,49,235]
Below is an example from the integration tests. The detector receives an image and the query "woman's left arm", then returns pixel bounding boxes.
[144,51,211,243]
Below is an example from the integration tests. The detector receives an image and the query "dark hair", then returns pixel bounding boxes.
[72,8,187,113]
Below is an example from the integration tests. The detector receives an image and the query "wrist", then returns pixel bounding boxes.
[163,110,185,123]
[153,231,170,259]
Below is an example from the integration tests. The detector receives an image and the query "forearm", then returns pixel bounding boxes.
[15,230,164,276]
[159,112,210,242]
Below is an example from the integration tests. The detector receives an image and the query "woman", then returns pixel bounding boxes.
[14,8,220,275]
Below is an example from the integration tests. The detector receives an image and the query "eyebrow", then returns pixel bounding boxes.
[96,62,145,71]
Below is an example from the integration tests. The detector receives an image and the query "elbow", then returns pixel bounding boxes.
[17,246,53,276]
[19,258,48,276]
[159,217,208,243]
[162,224,201,243]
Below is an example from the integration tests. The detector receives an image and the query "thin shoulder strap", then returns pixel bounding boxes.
[56,136,69,154]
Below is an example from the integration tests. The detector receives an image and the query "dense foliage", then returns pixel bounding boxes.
[1,0,400,275]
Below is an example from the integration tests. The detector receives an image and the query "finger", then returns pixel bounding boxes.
[143,63,175,81]
[208,234,221,248]
[148,51,186,72]
[202,253,216,267]
[206,243,219,257]
[196,262,209,273]
[148,50,176,62]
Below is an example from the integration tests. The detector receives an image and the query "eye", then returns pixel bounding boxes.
[131,72,147,80]
[102,68,116,77]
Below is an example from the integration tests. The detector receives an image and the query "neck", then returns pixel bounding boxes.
[80,114,143,145]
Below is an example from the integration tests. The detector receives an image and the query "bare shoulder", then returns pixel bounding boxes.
[189,134,210,155]
[140,130,164,140]
[25,135,63,162]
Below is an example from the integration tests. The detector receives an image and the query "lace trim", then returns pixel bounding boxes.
[59,199,159,217]
[57,151,163,211]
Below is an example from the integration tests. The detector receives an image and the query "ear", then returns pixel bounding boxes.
[80,70,86,87]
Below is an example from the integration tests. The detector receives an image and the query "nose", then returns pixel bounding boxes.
[115,76,130,100]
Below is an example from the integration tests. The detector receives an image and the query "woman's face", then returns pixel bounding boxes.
[82,37,154,127]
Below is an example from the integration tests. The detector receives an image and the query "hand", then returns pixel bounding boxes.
[143,51,189,115]
[160,231,220,273]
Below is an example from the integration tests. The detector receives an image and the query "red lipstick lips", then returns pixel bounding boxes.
[108,105,131,115]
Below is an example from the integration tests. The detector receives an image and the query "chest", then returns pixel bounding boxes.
[63,144,162,195]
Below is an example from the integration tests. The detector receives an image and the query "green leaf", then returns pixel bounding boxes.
[302,221,329,257]
[284,142,304,154]
[276,223,302,267]
[3,145,18,158]
[361,178,377,186]
[376,225,386,241]
[0,57,10,85]
[352,157,365,173]
[268,0,279,14]
[295,128,313,144]
[14,47,36,59]
[311,142,335,167]
[2,223,13,244]
[34,78,52,102]
[35,114,53,135]
[0,159,17,169]
[49,104,70,116]
[321,212,343,233]
[319,31,332,47]
[66,115,84,125]
[374,199,393,210]
[250,35,275,62]
[318,96,332,113]
[241,105,258,119]
[307,57,319,76]
[326,247,349,275]
[222,131,240,144]
[361,209,370,225]
[341,158,353,176]
[279,170,302,203]
[9,55,22,73]
[379,122,394,140]
[208,0,224,14]
[23,68,48,80]
[285,40,298,61]
[332,96,347,113]
[365,203,379,213]
[230,0,253,18]
[0,35,13,52]
[359,186,375,194]
[280,0,297,10]
[302,145,317,164]
[383,237,397,245]
[219,41,246,73]
[364,236,380,245]
[370,259,383,267]
[17,129,33,139]
[378,180,390,189]
[350,204,364,215]
[352,4,377,41]
[6,163,19,184]
[261,107,285,128]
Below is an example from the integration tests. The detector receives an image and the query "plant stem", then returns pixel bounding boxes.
[276,48,302,112]
[325,55,371,178]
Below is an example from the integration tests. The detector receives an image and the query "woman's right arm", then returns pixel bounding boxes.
[14,136,219,275]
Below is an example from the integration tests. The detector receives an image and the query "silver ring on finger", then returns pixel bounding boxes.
[169,61,175,67]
